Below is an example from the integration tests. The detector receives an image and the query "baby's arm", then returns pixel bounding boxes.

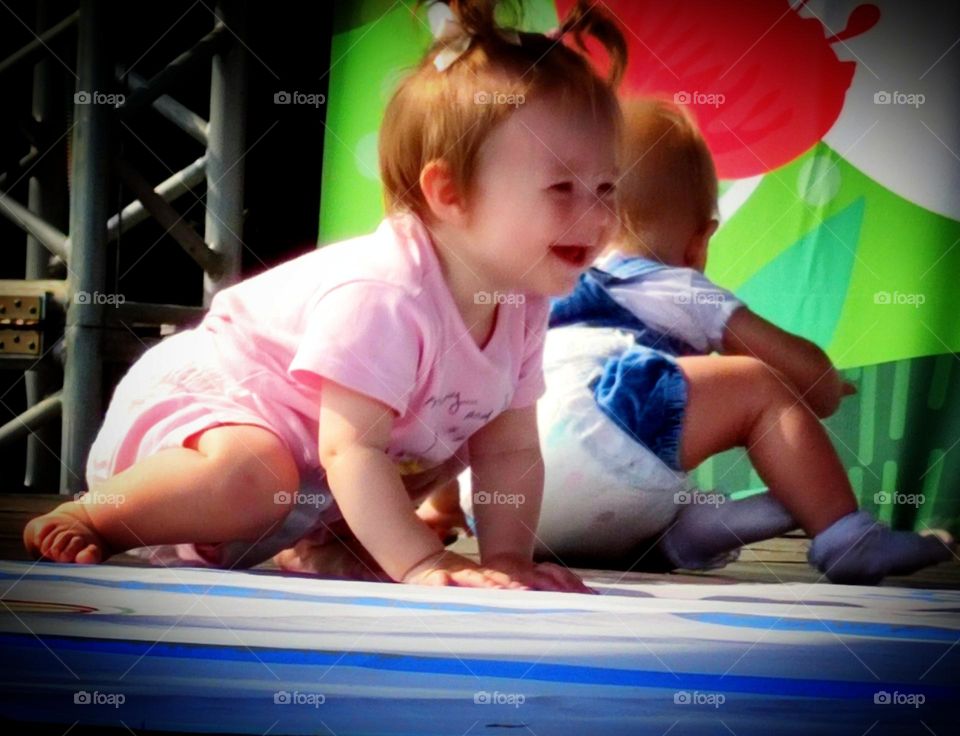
[468,405,593,593]
[721,307,856,418]
[319,379,523,588]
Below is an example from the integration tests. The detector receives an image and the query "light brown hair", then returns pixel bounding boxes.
[615,97,718,258]
[379,0,627,218]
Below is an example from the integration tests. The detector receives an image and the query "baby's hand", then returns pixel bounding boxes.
[401,550,528,589]
[484,554,596,594]
[807,367,857,418]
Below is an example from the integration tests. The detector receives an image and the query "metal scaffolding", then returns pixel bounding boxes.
[0,0,247,493]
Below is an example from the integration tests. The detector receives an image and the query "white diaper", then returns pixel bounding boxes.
[461,326,691,561]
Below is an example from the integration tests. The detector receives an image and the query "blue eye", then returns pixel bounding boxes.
[549,182,573,193]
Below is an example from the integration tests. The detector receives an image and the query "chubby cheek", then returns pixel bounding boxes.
[515,206,582,282]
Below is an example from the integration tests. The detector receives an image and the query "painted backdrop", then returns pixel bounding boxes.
[318,0,960,535]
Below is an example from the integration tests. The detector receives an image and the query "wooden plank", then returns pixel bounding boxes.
[3,497,958,587]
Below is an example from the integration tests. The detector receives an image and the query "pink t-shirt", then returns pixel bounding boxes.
[199,212,548,472]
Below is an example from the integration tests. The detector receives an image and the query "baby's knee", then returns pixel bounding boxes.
[732,357,797,406]
[194,427,300,505]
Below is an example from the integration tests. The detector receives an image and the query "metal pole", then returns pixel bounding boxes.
[106,155,208,242]
[25,0,69,490]
[125,71,209,146]
[61,0,111,493]
[114,158,224,276]
[0,191,70,262]
[0,150,39,189]
[120,24,230,115]
[203,0,247,304]
[0,10,78,79]
[0,392,62,447]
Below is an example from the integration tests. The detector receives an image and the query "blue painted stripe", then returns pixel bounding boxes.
[0,568,587,615]
[679,612,960,642]
[0,633,955,700]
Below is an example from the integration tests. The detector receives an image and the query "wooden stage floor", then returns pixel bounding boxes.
[4,493,958,588]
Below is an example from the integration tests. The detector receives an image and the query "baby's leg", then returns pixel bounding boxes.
[676,356,857,533]
[24,424,299,563]
[274,458,467,580]
[664,356,952,582]
[659,491,798,570]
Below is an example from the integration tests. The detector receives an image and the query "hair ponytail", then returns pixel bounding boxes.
[444,0,500,38]
[555,0,627,88]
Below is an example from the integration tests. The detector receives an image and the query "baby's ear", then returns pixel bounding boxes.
[684,219,718,272]
[419,159,467,226]
[703,218,719,240]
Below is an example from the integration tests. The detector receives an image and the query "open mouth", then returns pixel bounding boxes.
[550,244,590,268]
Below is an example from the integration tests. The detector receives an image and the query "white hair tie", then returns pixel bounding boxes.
[428,2,521,73]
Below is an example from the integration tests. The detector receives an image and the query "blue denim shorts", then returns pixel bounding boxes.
[590,345,688,472]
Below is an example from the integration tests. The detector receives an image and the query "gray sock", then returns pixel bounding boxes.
[808,510,955,585]
[658,491,798,570]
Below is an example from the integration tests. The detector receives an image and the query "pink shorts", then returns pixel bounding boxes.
[85,330,338,568]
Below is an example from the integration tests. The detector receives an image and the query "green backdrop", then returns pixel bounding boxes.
[319,1,959,535]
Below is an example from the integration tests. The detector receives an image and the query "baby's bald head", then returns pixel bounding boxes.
[613,98,718,269]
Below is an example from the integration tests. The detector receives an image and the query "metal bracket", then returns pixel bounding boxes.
[0,329,42,356]
[0,292,53,357]
[0,294,44,321]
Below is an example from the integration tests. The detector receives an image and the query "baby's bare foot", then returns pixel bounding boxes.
[415,499,471,543]
[273,536,389,582]
[23,501,108,564]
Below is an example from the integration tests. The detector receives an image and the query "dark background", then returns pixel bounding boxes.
[0,1,334,492]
